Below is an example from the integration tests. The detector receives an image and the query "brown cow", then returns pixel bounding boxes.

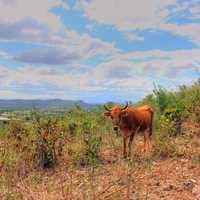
[104,103,153,158]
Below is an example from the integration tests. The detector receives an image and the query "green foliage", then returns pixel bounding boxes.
[153,85,185,114]
[159,115,175,135]
[4,121,34,168]
[0,117,65,180]
[153,85,171,113]
[77,133,102,167]
[33,117,63,169]
[159,108,182,136]
[8,121,30,146]
[64,105,105,137]
[69,108,103,167]
[178,80,200,118]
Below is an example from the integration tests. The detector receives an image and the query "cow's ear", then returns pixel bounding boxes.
[104,112,111,117]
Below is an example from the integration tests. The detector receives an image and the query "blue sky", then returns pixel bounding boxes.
[0,0,200,103]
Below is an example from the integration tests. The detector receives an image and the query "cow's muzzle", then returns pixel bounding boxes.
[113,126,118,131]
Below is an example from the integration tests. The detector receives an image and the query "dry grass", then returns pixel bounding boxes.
[1,123,200,200]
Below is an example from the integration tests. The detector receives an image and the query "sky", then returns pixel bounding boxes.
[0,0,200,103]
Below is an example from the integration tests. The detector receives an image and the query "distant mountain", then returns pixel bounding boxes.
[0,99,97,111]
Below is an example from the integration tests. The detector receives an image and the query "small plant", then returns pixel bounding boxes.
[159,108,182,136]
[74,113,102,167]
[68,122,77,136]
[33,118,63,169]
[76,132,102,167]
[152,131,178,159]
[7,121,31,152]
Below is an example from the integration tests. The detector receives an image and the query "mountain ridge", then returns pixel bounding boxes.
[0,99,97,111]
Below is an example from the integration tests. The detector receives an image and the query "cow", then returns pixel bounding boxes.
[104,102,153,158]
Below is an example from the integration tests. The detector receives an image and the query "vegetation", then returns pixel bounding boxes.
[1,80,200,199]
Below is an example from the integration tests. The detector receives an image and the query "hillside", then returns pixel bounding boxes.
[0,99,96,111]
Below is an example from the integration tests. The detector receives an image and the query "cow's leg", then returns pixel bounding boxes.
[144,130,150,152]
[145,127,152,152]
[148,126,153,150]
[123,137,127,158]
[143,131,148,152]
[128,133,135,157]
[148,133,151,151]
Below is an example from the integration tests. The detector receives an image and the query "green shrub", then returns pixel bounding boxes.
[68,122,78,136]
[33,118,64,169]
[72,113,102,167]
[7,121,31,152]
[76,133,102,167]
[159,108,182,136]
[153,85,185,114]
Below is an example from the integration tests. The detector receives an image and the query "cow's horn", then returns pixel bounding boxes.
[104,105,111,112]
[122,102,129,110]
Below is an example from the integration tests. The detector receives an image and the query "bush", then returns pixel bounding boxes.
[0,121,34,191]
[33,118,64,169]
[159,108,182,136]
[0,118,66,178]
[76,133,102,167]
[152,131,180,159]
[153,85,185,114]
[70,113,102,167]
[68,122,78,136]
[7,121,30,152]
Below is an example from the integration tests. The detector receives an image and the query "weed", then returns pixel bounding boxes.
[33,118,63,169]
[76,132,102,167]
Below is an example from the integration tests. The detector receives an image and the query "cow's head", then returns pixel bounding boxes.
[104,102,129,131]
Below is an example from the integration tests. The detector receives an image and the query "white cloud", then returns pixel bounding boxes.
[0,66,78,89]
[77,0,176,30]
[117,49,200,77]
[0,89,77,100]
[124,32,144,41]
[89,48,200,91]
[0,51,12,59]
[76,0,200,45]
[85,24,94,31]
[0,22,117,65]
[0,47,199,100]
[0,64,108,94]
[161,23,200,45]
[0,0,117,65]
[62,30,117,60]
[0,29,117,65]
[0,0,69,31]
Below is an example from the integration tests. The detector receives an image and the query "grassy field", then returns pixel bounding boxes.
[1,80,200,200]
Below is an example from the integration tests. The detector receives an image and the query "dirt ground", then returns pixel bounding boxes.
[12,137,200,200]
